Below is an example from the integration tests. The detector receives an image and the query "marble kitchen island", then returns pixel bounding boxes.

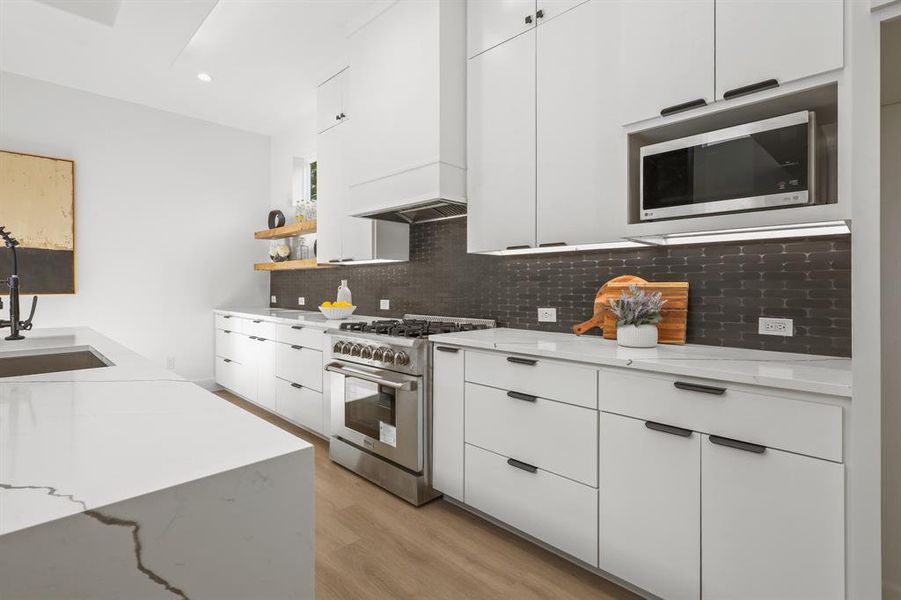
[0,328,314,599]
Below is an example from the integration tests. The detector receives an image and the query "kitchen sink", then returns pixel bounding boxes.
[0,347,112,378]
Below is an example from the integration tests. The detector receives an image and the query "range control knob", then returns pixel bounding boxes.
[350,343,364,357]
[361,346,374,359]
[372,347,386,361]
[333,341,346,354]
[381,349,396,363]
[394,351,410,366]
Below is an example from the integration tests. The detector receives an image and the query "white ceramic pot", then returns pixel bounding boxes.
[616,324,659,348]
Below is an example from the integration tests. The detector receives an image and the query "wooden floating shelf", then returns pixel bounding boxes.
[254,259,331,272]
[254,221,317,240]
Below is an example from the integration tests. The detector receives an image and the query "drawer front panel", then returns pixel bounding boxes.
[215,329,242,362]
[276,343,324,392]
[276,323,327,351]
[245,318,277,340]
[275,378,324,434]
[465,382,598,486]
[598,368,842,462]
[215,356,239,391]
[465,350,597,409]
[464,444,598,566]
[215,313,245,334]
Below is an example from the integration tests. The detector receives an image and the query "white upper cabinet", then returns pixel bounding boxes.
[715,0,844,100]
[345,0,466,218]
[315,122,345,264]
[537,0,624,247]
[467,29,537,253]
[467,0,536,58]
[535,0,589,23]
[701,434,845,600]
[316,68,347,134]
[620,0,715,124]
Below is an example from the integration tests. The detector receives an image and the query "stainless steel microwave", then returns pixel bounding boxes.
[640,111,815,221]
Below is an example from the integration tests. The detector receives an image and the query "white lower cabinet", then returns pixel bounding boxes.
[464,444,598,566]
[701,434,844,600]
[276,343,323,392]
[431,345,465,500]
[275,378,324,434]
[255,338,277,411]
[599,412,701,600]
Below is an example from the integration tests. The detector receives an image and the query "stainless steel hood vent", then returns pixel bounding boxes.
[363,200,467,224]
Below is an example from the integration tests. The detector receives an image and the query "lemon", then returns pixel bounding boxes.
[321,301,333,308]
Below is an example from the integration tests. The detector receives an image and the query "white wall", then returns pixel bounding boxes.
[883,100,901,600]
[269,111,317,215]
[0,72,271,386]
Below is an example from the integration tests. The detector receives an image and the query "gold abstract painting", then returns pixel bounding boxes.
[0,150,76,294]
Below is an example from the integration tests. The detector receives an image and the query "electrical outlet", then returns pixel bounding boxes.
[270,295,277,304]
[298,296,305,306]
[380,299,390,310]
[538,308,557,323]
[759,317,794,337]
[166,356,176,370]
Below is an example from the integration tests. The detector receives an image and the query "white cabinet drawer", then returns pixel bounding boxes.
[465,350,597,409]
[215,313,245,333]
[465,444,598,566]
[465,382,598,486]
[276,343,323,392]
[215,356,240,391]
[598,369,842,462]
[276,323,327,351]
[245,318,277,341]
[275,378,324,434]
[215,329,242,362]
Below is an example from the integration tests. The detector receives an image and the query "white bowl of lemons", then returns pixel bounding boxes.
[318,301,356,320]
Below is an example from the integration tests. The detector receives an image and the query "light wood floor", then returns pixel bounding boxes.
[217,391,640,600]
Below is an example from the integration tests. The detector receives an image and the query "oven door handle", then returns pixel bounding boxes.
[325,363,417,391]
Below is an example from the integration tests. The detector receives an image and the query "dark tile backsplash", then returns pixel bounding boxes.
[270,217,851,357]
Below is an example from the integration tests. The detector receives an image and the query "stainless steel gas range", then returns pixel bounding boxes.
[326,315,494,505]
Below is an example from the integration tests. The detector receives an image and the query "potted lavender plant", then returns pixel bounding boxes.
[608,284,667,348]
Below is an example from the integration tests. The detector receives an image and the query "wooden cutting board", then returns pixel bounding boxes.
[572,276,689,344]
[602,281,689,344]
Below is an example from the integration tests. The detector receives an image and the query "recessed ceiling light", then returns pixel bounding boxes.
[197,72,213,83]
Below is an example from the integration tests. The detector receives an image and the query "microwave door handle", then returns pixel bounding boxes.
[325,363,416,391]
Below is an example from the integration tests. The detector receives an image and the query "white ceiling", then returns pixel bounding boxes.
[0,0,376,135]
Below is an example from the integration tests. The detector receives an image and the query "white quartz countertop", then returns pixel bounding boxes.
[215,306,380,330]
[428,328,852,398]
[0,327,311,536]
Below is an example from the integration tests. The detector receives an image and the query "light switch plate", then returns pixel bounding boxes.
[271,295,277,304]
[538,308,557,323]
[759,317,794,336]
[298,297,305,306]
[380,299,390,310]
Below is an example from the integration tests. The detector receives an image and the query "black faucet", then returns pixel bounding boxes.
[0,226,38,341]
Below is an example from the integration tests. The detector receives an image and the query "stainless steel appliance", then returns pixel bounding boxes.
[327,315,494,505]
[640,111,816,221]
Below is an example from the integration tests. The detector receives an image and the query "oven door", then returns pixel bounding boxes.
[326,362,422,472]
[640,111,814,221]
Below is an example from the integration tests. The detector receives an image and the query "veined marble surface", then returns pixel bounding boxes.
[0,327,314,598]
[215,306,379,329]
[428,328,852,398]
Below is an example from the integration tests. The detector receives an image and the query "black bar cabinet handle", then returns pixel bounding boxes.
[435,346,459,353]
[536,9,544,18]
[507,356,537,366]
[291,345,303,350]
[257,337,266,342]
[328,259,342,263]
[506,244,531,250]
[645,421,693,438]
[223,358,232,363]
[291,382,303,389]
[253,320,263,323]
[291,325,304,330]
[525,14,533,24]
[507,391,538,402]
[674,381,726,396]
[538,241,567,248]
[249,336,258,340]
[723,78,779,100]
[660,98,707,117]
[709,435,766,455]
[223,330,231,334]
[223,315,232,319]
[507,458,538,473]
